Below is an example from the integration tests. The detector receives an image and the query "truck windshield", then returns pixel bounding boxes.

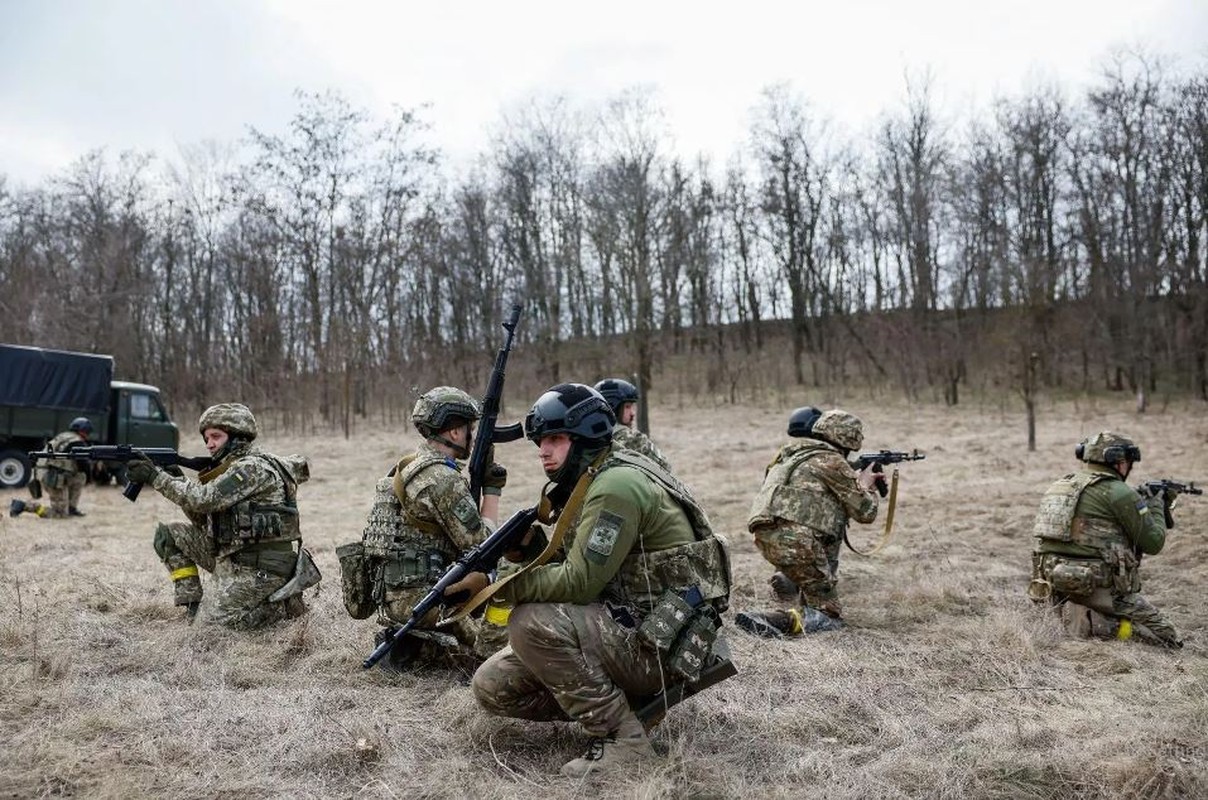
[130,393,166,421]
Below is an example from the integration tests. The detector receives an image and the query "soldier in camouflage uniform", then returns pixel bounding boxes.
[594,377,671,470]
[471,383,732,778]
[736,408,882,637]
[336,387,508,669]
[11,417,92,519]
[1029,431,1182,648]
[126,403,319,629]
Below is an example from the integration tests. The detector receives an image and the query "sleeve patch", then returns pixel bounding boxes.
[1137,499,1149,514]
[453,495,479,526]
[214,465,252,496]
[585,510,625,564]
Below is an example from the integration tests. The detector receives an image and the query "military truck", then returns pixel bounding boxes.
[0,344,179,488]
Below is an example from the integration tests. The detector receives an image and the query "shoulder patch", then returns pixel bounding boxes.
[452,495,479,526]
[214,464,254,496]
[1137,499,1149,514]
[585,510,625,564]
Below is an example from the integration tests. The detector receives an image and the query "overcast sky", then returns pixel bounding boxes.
[1,0,1205,187]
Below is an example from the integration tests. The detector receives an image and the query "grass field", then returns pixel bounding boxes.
[2,394,1205,799]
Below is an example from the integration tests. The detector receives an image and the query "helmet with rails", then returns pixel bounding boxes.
[810,409,864,453]
[198,403,258,441]
[592,378,639,416]
[411,387,481,438]
[69,417,93,435]
[1076,431,1141,465]
[787,406,822,438]
[525,383,615,444]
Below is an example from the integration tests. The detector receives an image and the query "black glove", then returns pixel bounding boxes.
[125,456,158,485]
[483,463,507,496]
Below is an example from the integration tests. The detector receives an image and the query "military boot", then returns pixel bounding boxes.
[800,606,845,632]
[9,499,26,517]
[560,734,657,778]
[734,608,803,638]
[768,571,800,603]
[68,507,86,517]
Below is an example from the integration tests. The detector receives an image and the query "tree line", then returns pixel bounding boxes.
[1,49,1205,432]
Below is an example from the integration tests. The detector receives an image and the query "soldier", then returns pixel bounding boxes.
[470,383,732,778]
[593,377,671,470]
[125,403,319,629]
[336,387,508,669]
[1028,431,1181,648]
[10,417,92,519]
[736,408,882,637]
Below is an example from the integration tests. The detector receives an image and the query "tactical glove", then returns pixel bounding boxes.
[125,456,158,485]
[483,463,508,496]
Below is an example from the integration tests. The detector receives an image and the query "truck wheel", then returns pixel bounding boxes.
[0,449,32,488]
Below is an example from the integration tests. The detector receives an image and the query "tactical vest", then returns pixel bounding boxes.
[1033,471,1140,593]
[748,441,847,537]
[43,431,84,475]
[361,453,461,593]
[208,452,303,550]
[597,450,732,616]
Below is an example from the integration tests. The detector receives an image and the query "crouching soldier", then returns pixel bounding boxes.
[126,403,320,628]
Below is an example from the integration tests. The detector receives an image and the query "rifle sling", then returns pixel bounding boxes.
[439,463,597,625]
[844,467,899,557]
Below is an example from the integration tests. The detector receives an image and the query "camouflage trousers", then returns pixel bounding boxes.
[471,602,670,738]
[1054,587,1182,648]
[152,522,301,629]
[754,523,842,616]
[43,473,86,517]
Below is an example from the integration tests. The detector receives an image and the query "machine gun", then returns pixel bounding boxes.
[362,504,540,669]
[850,449,926,497]
[29,445,212,502]
[1137,479,1202,529]
[467,303,525,503]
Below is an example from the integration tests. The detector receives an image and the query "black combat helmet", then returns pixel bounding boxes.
[787,406,822,438]
[593,378,639,416]
[525,383,615,444]
[69,417,93,435]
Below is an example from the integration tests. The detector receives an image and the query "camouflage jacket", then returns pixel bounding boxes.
[748,439,878,538]
[612,425,671,471]
[391,441,493,553]
[40,430,87,475]
[151,441,308,556]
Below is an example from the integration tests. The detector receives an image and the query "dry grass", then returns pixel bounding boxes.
[2,395,1206,799]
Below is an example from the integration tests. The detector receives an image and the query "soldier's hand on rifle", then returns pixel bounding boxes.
[857,463,884,493]
[443,571,490,605]
[125,455,158,485]
[504,525,548,563]
[483,463,508,496]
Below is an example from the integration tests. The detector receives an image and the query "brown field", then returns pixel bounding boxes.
[2,395,1206,799]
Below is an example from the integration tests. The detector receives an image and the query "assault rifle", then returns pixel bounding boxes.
[1137,479,1202,529]
[29,445,212,502]
[850,449,926,497]
[467,303,525,503]
[362,504,540,669]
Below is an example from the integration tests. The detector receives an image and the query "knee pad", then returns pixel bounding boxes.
[153,523,178,560]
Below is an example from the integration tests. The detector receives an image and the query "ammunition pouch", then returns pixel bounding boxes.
[1047,561,1100,596]
[636,587,721,684]
[217,502,301,547]
[337,541,375,619]
[381,547,448,595]
[42,468,64,490]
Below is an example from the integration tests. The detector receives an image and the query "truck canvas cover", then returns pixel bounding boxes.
[0,344,114,412]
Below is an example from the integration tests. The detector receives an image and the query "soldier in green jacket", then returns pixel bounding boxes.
[126,403,319,629]
[1029,431,1181,648]
[470,383,731,778]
